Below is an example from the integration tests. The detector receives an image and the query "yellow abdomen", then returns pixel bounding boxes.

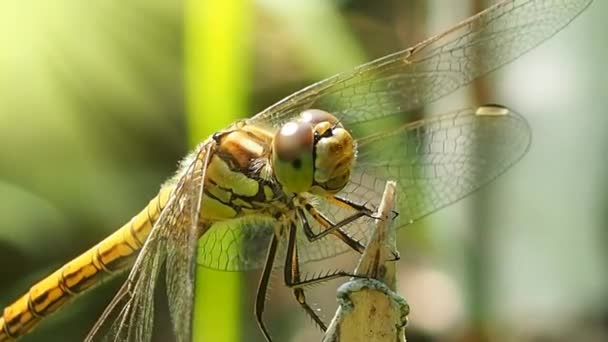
[0,186,173,340]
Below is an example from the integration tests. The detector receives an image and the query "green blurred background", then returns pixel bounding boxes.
[0,0,606,341]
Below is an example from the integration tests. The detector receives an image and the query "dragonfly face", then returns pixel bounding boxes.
[272,109,355,194]
[200,109,355,224]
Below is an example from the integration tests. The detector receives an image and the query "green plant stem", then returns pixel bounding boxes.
[185,1,251,341]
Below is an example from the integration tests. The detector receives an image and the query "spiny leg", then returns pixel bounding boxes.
[296,207,364,254]
[283,221,361,331]
[298,203,367,254]
[332,194,399,221]
[328,194,375,214]
[255,233,279,342]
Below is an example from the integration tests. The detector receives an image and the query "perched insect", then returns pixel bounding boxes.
[0,0,592,341]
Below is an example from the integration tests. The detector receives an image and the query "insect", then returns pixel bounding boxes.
[0,0,592,341]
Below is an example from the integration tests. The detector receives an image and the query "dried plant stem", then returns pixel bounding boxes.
[322,181,408,342]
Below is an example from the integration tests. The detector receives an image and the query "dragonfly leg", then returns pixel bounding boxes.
[332,194,399,221]
[297,204,366,254]
[283,221,362,331]
[328,195,375,214]
[255,233,280,342]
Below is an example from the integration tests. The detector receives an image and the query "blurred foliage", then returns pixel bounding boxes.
[0,0,606,341]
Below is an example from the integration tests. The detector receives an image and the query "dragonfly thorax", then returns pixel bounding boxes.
[272,109,355,195]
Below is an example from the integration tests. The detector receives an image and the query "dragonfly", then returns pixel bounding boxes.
[0,0,592,341]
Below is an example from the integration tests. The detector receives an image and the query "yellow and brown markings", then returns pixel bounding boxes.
[200,126,285,221]
[0,187,173,340]
[207,155,259,198]
[215,124,273,169]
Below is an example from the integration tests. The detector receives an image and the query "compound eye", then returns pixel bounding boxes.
[273,121,314,193]
[274,121,313,163]
[301,109,338,126]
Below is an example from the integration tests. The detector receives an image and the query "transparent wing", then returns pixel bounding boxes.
[196,211,371,270]
[164,146,211,342]
[256,106,526,264]
[248,0,591,128]
[353,105,530,226]
[197,216,277,271]
[86,230,164,342]
[294,106,531,262]
[87,143,212,342]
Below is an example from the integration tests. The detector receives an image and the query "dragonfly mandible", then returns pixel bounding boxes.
[0,0,592,341]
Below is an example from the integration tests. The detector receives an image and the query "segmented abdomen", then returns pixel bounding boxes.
[0,186,173,340]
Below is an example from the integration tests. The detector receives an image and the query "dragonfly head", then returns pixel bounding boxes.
[272,109,355,194]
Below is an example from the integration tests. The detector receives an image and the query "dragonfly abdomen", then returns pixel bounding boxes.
[0,187,172,340]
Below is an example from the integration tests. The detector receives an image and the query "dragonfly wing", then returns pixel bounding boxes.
[249,0,591,127]
[197,215,279,271]
[196,204,372,268]
[165,145,213,342]
[354,106,531,226]
[106,234,165,342]
[83,213,167,342]
[290,106,530,262]
[86,142,213,342]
